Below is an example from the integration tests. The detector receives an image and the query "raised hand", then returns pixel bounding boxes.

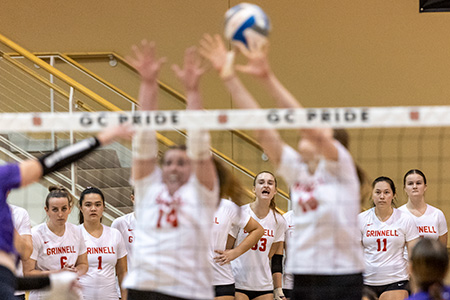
[172,47,205,92]
[199,34,233,76]
[126,40,166,84]
[234,31,271,78]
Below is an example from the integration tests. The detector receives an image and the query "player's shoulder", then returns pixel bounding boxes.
[425,204,445,215]
[358,207,374,218]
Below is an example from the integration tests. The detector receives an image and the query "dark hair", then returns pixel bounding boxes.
[253,171,280,220]
[371,176,397,207]
[78,187,105,224]
[403,169,427,186]
[159,145,187,165]
[333,129,370,204]
[411,238,448,300]
[45,185,73,208]
[213,157,246,206]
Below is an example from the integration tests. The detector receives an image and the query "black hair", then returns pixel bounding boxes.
[371,176,397,207]
[403,169,427,186]
[78,187,105,224]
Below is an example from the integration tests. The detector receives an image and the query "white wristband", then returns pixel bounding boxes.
[48,271,79,300]
[274,287,285,300]
[187,129,211,160]
[132,129,157,160]
[220,51,235,80]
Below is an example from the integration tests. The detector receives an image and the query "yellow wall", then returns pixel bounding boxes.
[2,2,450,210]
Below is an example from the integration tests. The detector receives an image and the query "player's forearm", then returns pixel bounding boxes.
[260,72,302,109]
[185,90,203,110]
[75,262,88,276]
[272,272,283,289]
[138,80,158,111]
[14,232,32,260]
[222,76,261,109]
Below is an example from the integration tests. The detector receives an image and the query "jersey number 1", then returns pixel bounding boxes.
[376,238,387,252]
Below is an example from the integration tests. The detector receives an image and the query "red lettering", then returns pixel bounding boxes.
[214,217,219,224]
[129,236,134,243]
[60,256,67,269]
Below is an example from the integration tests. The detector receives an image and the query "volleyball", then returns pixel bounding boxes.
[224,3,271,46]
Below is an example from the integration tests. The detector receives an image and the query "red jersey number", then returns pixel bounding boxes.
[157,208,178,228]
[251,238,267,252]
[376,238,387,252]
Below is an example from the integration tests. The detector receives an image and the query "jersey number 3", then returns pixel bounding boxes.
[376,238,387,252]
[251,238,267,252]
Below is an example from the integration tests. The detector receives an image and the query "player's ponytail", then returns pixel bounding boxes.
[45,185,73,209]
[213,157,245,206]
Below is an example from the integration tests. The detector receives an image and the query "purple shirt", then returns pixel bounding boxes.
[0,164,22,254]
[408,286,450,300]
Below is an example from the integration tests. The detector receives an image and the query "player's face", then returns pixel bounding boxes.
[81,193,104,223]
[372,181,395,208]
[162,149,192,189]
[404,173,427,199]
[253,172,277,202]
[45,197,71,226]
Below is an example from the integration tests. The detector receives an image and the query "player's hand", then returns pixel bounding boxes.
[48,271,81,300]
[172,47,206,92]
[126,40,167,84]
[199,34,235,80]
[97,123,134,146]
[214,249,239,265]
[274,287,286,300]
[234,31,271,79]
[61,263,78,273]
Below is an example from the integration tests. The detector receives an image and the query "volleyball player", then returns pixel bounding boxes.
[282,210,294,300]
[228,171,286,300]
[211,158,264,300]
[199,33,364,300]
[0,123,130,300]
[23,186,87,300]
[78,187,128,300]
[359,176,419,300]
[111,189,136,268]
[122,41,219,300]
[399,169,448,245]
[10,203,32,300]
[407,238,450,300]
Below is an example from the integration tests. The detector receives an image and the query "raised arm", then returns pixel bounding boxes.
[234,37,338,161]
[199,34,284,166]
[172,47,217,191]
[126,40,166,181]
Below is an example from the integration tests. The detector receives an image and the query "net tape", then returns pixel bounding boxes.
[0,106,445,132]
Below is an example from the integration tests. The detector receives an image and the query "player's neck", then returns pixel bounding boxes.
[83,221,103,238]
[250,200,270,219]
[47,221,66,237]
[406,198,427,214]
[375,206,394,222]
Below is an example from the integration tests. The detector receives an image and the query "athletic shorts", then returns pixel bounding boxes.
[235,289,273,299]
[364,280,410,298]
[215,284,236,297]
[293,273,363,300]
[127,290,190,300]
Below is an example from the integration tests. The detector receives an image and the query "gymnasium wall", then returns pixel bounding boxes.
[2,1,450,213]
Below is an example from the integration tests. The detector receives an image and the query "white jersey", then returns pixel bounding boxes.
[277,143,364,275]
[211,199,251,286]
[282,210,294,290]
[79,224,127,300]
[123,168,219,299]
[398,204,448,239]
[29,222,87,300]
[359,208,419,285]
[10,204,31,296]
[230,204,286,291]
[111,212,136,268]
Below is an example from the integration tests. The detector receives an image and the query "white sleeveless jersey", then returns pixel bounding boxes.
[29,222,87,300]
[211,199,251,286]
[78,224,127,300]
[230,204,287,291]
[10,204,31,296]
[277,143,364,275]
[111,212,136,268]
[359,208,419,285]
[282,210,294,290]
[123,168,219,299]
[398,204,448,239]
